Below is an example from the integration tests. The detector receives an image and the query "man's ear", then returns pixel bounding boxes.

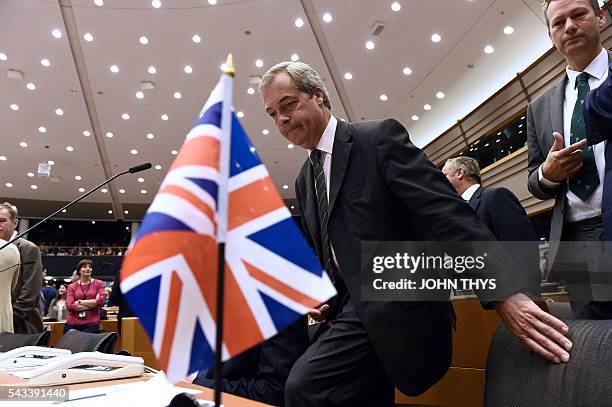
[314,88,324,105]
[456,168,465,180]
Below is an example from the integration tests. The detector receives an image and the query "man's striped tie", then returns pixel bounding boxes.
[310,149,335,284]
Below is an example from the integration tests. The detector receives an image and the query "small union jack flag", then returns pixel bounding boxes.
[120,71,336,382]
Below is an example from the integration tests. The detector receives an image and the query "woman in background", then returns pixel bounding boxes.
[0,239,20,332]
[65,259,104,333]
[47,284,67,321]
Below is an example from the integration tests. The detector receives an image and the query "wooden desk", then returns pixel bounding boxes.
[0,372,269,406]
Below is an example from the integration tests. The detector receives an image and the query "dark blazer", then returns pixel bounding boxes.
[194,317,308,406]
[527,50,612,264]
[584,61,612,240]
[11,238,43,334]
[468,186,541,295]
[295,118,529,396]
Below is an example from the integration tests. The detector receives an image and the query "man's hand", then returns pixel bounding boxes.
[494,293,572,363]
[308,304,330,323]
[541,132,587,183]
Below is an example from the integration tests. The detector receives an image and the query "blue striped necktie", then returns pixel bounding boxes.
[310,149,335,283]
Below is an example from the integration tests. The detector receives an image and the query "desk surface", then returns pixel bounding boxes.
[0,372,269,406]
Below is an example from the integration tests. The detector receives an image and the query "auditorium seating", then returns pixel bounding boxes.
[55,329,118,354]
[485,319,612,406]
[0,330,51,352]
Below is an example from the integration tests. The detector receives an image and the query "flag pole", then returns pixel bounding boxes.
[214,53,235,407]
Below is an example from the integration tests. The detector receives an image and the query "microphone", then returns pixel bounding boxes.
[129,163,152,173]
[0,163,152,252]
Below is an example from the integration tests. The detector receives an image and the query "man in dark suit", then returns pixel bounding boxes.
[193,317,308,406]
[442,156,542,295]
[0,202,43,333]
[526,0,611,318]
[260,62,572,406]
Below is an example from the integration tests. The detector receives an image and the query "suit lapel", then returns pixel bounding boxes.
[328,120,352,216]
[468,186,482,211]
[550,76,567,139]
[302,161,322,254]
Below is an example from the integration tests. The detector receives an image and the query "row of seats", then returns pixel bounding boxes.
[0,329,117,354]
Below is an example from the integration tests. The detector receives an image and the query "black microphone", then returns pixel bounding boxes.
[0,163,152,252]
[129,163,152,173]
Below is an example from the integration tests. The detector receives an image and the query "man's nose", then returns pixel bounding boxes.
[564,18,578,33]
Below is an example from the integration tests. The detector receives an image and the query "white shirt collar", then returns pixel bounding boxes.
[308,115,337,157]
[461,184,481,201]
[11,231,17,240]
[566,47,608,86]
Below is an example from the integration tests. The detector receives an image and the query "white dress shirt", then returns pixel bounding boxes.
[461,184,481,202]
[308,115,337,203]
[538,48,608,222]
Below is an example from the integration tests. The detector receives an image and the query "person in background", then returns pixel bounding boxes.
[65,259,105,333]
[47,284,67,322]
[103,286,112,307]
[0,239,21,332]
[40,268,57,315]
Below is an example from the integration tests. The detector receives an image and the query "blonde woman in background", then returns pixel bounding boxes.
[47,284,68,321]
[0,239,20,332]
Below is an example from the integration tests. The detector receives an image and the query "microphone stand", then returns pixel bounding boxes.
[0,163,151,252]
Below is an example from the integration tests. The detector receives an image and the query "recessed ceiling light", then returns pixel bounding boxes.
[379,94,388,101]
[138,177,144,182]
[0,156,6,161]
[30,185,38,190]
[322,12,333,23]
[108,209,113,214]
[119,188,126,193]
[151,0,161,8]
[436,91,445,99]
[391,1,401,11]
[365,40,375,50]
[295,18,304,28]
[291,53,299,61]
[402,67,412,75]
[173,91,182,99]
[249,146,256,153]
[131,149,138,155]
[140,189,147,194]
[5,183,12,188]
[61,209,67,213]
[55,108,64,116]
[105,131,113,138]
[171,149,178,155]
[74,175,82,180]
[236,111,244,118]
[184,65,193,74]
[411,115,420,121]
[161,114,169,121]
[282,185,289,190]
[288,144,294,149]
[92,221,96,224]
[122,113,130,120]
[208,0,217,4]
[146,133,155,139]
[192,34,202,43]
[78,187,85,193]
[344,72,353,80]
[10,104,19,111]
[66,146,74,152]
[136,91,144,99]
[48,160,55,165]
[19,142,27,148]
[424,104,432,111]
[484,45,495,54]
[27,172,34,177]
[0,53,7,61]
[146,66,157,75]
[38,126,47,133]
[431,33,442,43]
[139,36,149,45]
[94,0,104,6]
[504,26,514,35]
[124,210,129,215]
[247,87,255,95]
[262,129,269,135]
[110,64,119,73]
[154,165,161,170]
[83,32,94,42]
[290,205,295,209]
[26,83,36,90]
[255,59,264,68]
[40,58,51,67]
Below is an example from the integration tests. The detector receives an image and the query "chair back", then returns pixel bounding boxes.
[0,330,51,352]
[55,329,117,354]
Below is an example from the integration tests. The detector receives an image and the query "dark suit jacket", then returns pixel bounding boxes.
[468,186,541,295]
[527,50,612,264]
[584,60,612,240]
[194,317,308,406]
[295,118,529,396]
[12,238,43,333]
